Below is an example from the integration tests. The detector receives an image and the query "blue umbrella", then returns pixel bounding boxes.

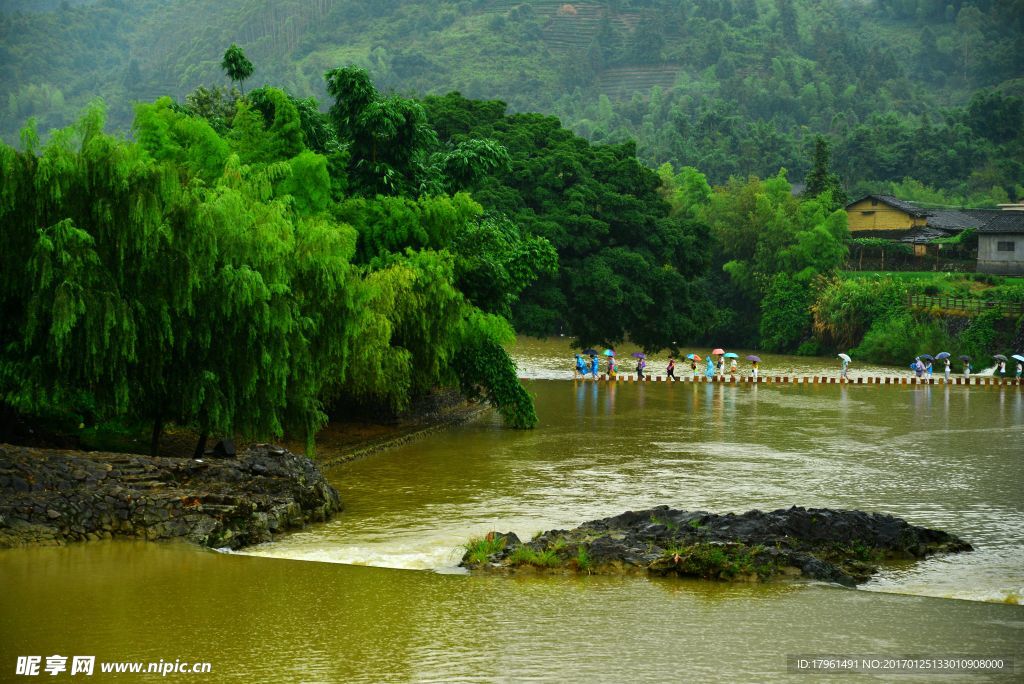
[723,352,739,359]
[686,353,702,361]
[935,352,951,360]
[603,349,615,357]
[918,354,935,361]
[582,348,598,356]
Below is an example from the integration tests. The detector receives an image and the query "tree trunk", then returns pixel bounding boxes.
[193,432,208,459]
[150,415,163,456]
[881,248,885,271]
[305,423,317,459]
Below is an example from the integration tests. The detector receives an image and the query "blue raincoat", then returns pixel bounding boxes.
[705,357,715,378]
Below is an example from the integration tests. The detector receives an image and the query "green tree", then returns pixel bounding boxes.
[803,135,848,210]
[221,43,254,94]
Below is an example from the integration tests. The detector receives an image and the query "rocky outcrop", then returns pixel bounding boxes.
[461,506,972,586]
[0,443,341,549]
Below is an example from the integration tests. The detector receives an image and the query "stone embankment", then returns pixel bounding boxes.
[0,443,341,549]
[463,506,972,586]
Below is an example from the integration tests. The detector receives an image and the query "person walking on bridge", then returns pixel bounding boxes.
[666,358,676,380]
[574,354,586,380]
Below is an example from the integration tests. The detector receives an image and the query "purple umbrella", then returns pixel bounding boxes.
[631,352,646,358]
[746,355,761,362]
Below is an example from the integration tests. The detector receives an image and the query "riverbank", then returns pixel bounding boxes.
[0,391,491,550]
[0,443,341,549]
[300,393,490,468]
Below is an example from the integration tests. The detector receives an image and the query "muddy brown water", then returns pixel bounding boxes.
[1,339,1021,681]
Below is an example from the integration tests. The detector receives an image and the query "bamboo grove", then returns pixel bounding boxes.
[0,66,548,455]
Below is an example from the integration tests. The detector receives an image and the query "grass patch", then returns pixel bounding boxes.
[463,535,508,565]
[660,543,774,580]
[507,545,561,568]
[569,544,592,573]
[650,514,679,532]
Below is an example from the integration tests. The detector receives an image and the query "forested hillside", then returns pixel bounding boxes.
[2,0,1022,199]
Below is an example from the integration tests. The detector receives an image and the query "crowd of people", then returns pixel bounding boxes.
[909,356,1023,381]
[572,350,1024,381]
[573,351,756,381]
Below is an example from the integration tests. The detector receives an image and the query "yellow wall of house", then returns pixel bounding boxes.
[846,198,927,232]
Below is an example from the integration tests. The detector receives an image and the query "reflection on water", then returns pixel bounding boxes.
[1,542,1020,683]
[242,380,1023,606]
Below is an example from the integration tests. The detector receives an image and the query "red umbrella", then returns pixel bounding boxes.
[711,348,725,355]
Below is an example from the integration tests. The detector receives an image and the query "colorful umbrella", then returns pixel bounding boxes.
[631,352,646,358]
[711,348,725,355]
[686,353,702,361]
[838,353,851,362]
[723,352,739,359]
[582,348,598,356]
[959,355,971,362]
[1012,354,1024,363]
[603,349,615,357]
[746,355,761,363]
[993,354,1007,361]
[935,352,951,360]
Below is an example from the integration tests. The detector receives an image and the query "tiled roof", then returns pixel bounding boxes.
[846,195,929,217]
[925,209,1000,231]
[977,212,1024,234]
[899,227,952,243]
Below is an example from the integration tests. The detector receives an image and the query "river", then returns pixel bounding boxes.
[1,340,1021,681]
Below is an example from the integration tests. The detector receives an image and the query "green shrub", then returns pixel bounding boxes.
[853,312,953,365]
[811,276,908,349]
[759,273,814,352]
[957,309,1001,368]
[795,339,822,356]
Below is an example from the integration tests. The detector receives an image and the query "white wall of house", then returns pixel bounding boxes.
[977,235,1024,275]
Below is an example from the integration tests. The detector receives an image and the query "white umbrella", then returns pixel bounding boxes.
[838,353,851,362]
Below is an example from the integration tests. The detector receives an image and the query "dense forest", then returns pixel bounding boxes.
[2,0,1022,201]
[0,65,552,454]
[1,2,1022,451]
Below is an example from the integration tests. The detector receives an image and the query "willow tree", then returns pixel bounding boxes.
[0,105,378,454]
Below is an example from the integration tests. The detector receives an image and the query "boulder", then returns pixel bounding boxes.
[461,505,972,586]
[0,443,343,550]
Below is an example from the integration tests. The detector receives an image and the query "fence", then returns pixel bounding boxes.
[907,294,1024,316]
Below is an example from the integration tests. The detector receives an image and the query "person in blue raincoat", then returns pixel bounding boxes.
[589,354,599,380]
[574,354,587,379]
[705,356,715,379]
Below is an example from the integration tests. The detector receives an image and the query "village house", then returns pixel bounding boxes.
[976,211,1024,275]
[845,195,998,256]
[846,195,1024,273]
